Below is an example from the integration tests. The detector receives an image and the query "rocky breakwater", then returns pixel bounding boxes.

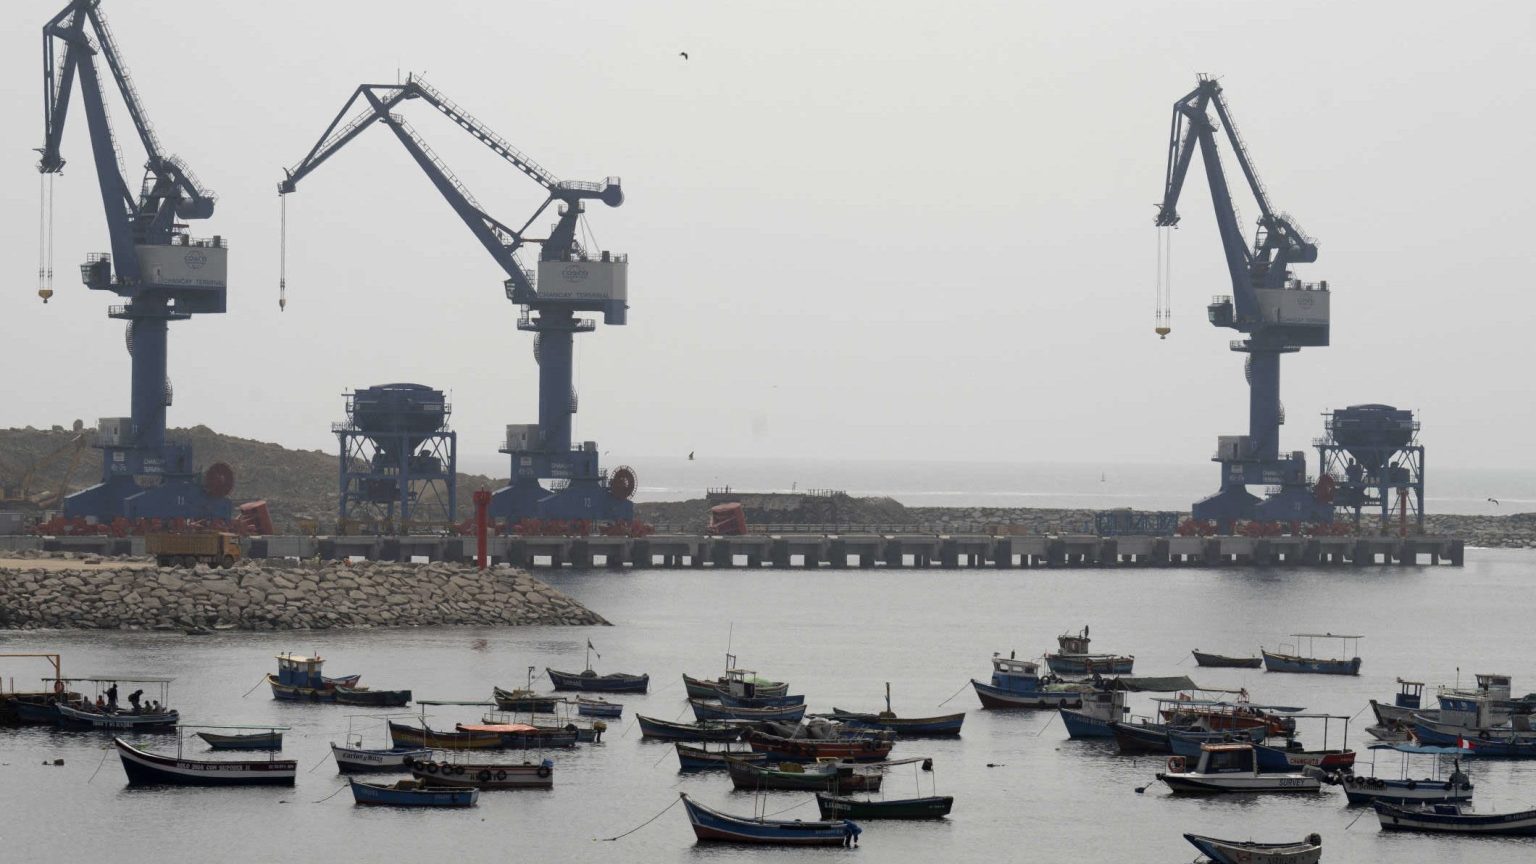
[0,561,608,631]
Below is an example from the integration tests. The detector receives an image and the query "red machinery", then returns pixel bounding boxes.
[707,503,747,536]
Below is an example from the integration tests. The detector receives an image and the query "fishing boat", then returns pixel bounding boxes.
[197,730,282,750]
[726,756,883,792]
[410,756,555,789]
[334,686,411,707]
[1260,633,1362,675]
[546,668,649,693]
[268,654,342,702]
[683,656,788,700]
[1168,727,1268,758]
[114,736,296,787]
[491,686,557,714]
[50,674,180,731]
[718,691,805,709]
[690,699,806,723]
[348,777,478,807]
[1326,743,1474,806]
[676,743,766,771]
[574,696,623,718]
[1045,625,1134,676]
[1061,689,1127,739]
[1191,649,1263,669]
[1373,801,1536,836]
[1182,833,1322,864]
[1159,696,1300,738]
[829,709,965,737]
[743,729,894,763]
[971,654,1092,709]
[637,715,745,742]
[456,722,579,748]
[1155,743,1322,795]
[1370,678,1426,728]
[332,716,431,773]
[1111,719,1180,754]
[817,793,952,820]
[1252,713,1355,770]
[389,720,503,750]
[680,793,859,846]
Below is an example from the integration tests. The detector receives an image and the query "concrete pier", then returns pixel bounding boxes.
[0,532,1466,568]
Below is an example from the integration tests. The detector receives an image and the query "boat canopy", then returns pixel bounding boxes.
[1156,697,1306,712]
[1101,675,1201,692]
[61,674,176,683]
[1369,743,1470,756]
[1290,633,1363,639]
[457,723,537,733]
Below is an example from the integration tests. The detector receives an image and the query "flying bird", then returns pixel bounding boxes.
[679,51,689,60]
[1488,497,1500,506]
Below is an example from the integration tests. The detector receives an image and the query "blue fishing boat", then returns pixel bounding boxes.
[348,778,478,807]
[680,793,861,846]
[970,654,1089,709]
[574,696,623,718]
[268,654,341,702]
[830,709,965,737]
[1261,633,1362,676]
[1061,690,1126,739]
[1328,743,1474,806]
[545,668,649,693]
[197,730,282,750]
[1374,801,1536,836]
[1045,626,1134,676]
[1168,727,1267,758]
[690,698,806,723]
[637,715,745,742]
[1111,719,1179,754]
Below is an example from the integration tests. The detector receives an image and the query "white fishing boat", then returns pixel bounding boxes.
[1182,832,1322,864]
[1155,743,1322,794]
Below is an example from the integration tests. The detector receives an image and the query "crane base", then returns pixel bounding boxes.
[489,478,633,524]
[64,476,232,522]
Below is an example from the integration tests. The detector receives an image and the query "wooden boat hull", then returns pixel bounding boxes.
[816,793,953,820]
[690,699,806,723]
[9,696,66,725]
[681,793,855,846]
[1111,721,1174,754]
[546,668,649,693]
[743,730,893,763]
[727,758,882,791]
[197,731,282,751]
[350,778,478,806]
[1161,706,1295,738]
[267,674,337,703]
[332,743,431,773]
[1182,833,1321,864]
[1261,650,1361,676]
[971,679,1083,710]
[1374,801,1536,835]
[675,744,765,771]
[1158,770,1321,794]
[334,686,411,707]
[719,692,805,708]
[115,737,296,787]
[829,709,965,737]
[410,758,554,789]
[56,703,179,732]
[637,715,744,742]
[682,673,788,700]
[1191,651,1263,669]
[1060,707,1117,739]
[390,722,503,750]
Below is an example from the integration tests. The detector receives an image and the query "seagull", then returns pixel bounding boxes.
[688,451,695,461]
[679,51,689,60]
[1488,497,1500,506]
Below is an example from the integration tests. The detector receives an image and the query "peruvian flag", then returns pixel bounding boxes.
[1457,735,1475,751]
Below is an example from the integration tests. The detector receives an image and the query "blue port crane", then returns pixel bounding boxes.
[278,74,635,524]
[37,0,233,522]
[1156,75,1333,527]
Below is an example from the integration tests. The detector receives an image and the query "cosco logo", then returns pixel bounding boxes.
[184,251,208,270]
[1296,295,1315,308]
[561,265,588,282]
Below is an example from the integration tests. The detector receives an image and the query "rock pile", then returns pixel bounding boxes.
[0,561,607,631]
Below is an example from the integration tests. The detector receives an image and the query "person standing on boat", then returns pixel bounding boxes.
[128,689,143,712]
[105,683,118,710]
[842,821,862,847]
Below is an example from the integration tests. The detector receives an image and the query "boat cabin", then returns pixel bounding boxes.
[990,655,1042,687]
[1076,689,1128,723]
[1476,674,1512,701]
[275,654,326,690]
[1394,678,1424,710]
[1195,743,1257,775]
[1056,628,1093,656]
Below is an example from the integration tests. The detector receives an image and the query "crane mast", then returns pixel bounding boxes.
[1156,75,1332,527]
[37,0,232,522]
[279,75,634,524]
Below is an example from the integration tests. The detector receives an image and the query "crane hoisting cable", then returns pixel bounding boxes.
[1154,226,1171,338]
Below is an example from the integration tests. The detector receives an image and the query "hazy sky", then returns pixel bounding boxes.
[3,0,1533,483]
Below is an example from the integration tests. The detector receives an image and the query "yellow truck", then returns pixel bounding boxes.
[146,532,242,568]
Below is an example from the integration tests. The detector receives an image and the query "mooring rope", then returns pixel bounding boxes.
[241,675,268,698]
[596,795,682,841]
[312,782,351,804]
[86,744,111,784]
